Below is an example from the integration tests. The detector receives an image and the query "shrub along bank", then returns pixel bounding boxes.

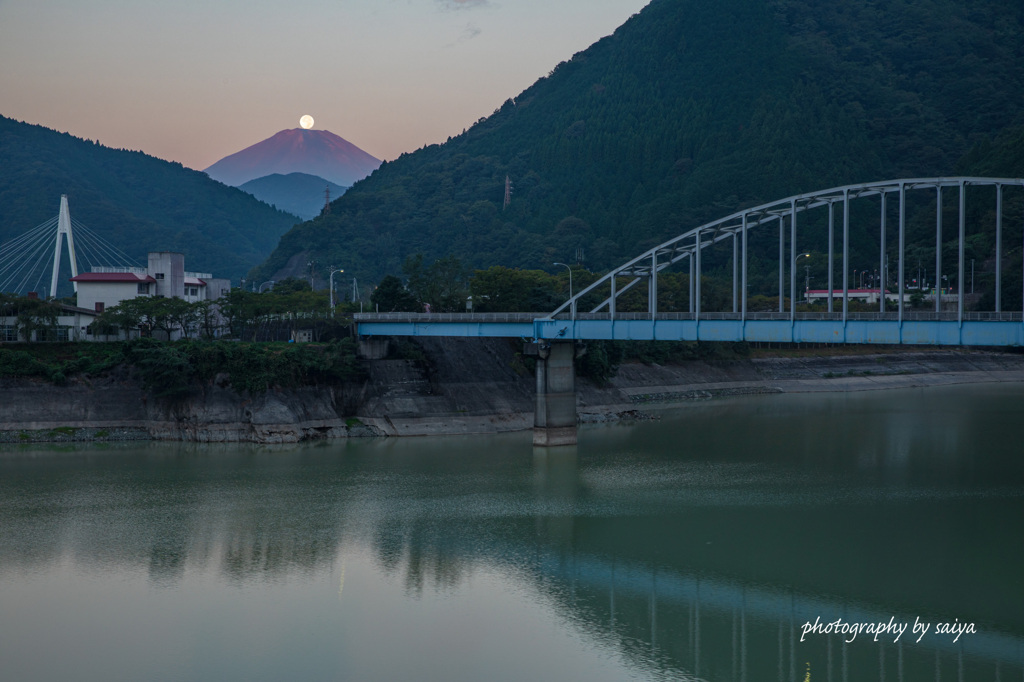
[0,337,365,398]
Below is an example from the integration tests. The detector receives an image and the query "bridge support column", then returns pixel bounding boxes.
[532,341,578,447]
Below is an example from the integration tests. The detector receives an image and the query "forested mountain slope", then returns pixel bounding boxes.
[253,0,1024,287]
[0,116,299,287]
[239,173,346,221]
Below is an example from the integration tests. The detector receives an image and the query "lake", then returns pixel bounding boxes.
[2,383,1023,681]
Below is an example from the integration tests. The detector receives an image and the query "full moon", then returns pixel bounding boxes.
[299,114,314,129]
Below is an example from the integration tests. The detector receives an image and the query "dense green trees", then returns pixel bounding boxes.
[368,256,735,315]
[92,286,348,342]
[370,276,419,313]
[0,337,365,397]
[0,294,63,341]
[469,266,561,312]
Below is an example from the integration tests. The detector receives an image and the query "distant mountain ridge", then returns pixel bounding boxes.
[0,115,298,290]
[239,173,348,221]
[250,0,1024,289]
[204,129,381,187]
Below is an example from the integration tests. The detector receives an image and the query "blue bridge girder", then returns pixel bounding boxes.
[356,177,1024,347]
[354,312,1024,346]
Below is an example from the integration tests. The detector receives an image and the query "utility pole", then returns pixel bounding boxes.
[308,259,318,289]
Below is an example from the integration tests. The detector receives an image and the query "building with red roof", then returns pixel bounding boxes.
[70,252,230,314]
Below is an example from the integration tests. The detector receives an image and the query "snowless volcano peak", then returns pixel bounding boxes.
[204,128,381,187]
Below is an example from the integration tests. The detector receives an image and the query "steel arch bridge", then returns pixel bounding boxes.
[356,177,1024,347]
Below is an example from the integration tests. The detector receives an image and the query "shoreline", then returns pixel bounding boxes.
[3,349,1024,444]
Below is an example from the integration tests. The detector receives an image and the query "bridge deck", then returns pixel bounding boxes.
[354,312,1024,346]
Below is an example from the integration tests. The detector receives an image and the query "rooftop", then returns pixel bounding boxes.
[70,272,157,283]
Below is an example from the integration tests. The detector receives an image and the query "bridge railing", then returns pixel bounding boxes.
[356,311,1024,324]
[548,311,1023,322]
[353,312,540,323]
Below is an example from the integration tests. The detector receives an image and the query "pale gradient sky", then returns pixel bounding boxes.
[0,0,650,170]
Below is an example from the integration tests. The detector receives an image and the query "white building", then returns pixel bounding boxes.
[0,296,100,343]
[0,252,233,343]
[70,251,231,314]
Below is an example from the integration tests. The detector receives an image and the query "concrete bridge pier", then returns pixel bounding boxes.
[531,341,579,447]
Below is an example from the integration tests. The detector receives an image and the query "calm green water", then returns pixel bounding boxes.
[2,383,1023,682]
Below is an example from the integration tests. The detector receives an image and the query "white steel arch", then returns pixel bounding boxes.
[550,177,1024,327]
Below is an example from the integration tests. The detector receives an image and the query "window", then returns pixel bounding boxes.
[1,325,18,342]
[37,326,70,342]
[155,273,165,280]
[95,302,104,313]
[137,283,148,295]
[187,286,199,297]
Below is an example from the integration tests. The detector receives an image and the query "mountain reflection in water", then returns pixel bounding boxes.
[1,383,1023,682]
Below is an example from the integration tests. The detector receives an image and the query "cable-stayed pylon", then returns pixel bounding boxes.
[0,195,141,298]
[50,195,79,296]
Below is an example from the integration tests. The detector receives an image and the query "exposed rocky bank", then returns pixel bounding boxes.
[3,339,1024,443]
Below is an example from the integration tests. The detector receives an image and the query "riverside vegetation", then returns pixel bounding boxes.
[0,279,364,399]
[3,256,981,400]
[1,266,755,398]
[0,338,365,400]
[5,247,1007,404]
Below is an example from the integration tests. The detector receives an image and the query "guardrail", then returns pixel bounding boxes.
[353,312,540,323]
[355,311,1024,323]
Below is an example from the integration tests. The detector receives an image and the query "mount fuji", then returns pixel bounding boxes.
[204,128,381,188]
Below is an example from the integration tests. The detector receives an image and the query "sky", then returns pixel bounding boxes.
[0,0,650,171]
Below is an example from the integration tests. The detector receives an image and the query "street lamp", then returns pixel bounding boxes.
[553,262,573,299]
[329,268,345,312]
[796,253,811,302]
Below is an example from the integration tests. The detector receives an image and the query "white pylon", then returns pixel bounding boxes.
[49,195,79,298]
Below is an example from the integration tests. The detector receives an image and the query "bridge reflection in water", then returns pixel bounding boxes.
[531,546,1022,682]
[525,443,1024,682]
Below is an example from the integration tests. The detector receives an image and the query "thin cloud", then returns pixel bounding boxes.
[438,0,490,10]
[447,22,482,46]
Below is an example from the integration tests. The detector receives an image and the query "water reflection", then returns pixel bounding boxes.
[1,384,1023,681]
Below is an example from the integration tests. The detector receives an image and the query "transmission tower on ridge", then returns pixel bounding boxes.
[503,175,512,210]
[323,186,332,215]
[51,195,79,297]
